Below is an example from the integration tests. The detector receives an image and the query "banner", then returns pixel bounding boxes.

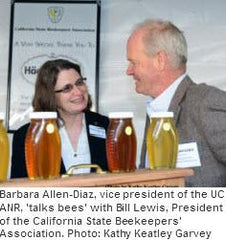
[7,0,100,132]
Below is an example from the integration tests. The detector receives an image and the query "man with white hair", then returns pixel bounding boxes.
[126,19,226,186]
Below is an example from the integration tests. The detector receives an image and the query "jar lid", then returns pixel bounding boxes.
[109,112,134,119]
[0,113,5,120]
[30,112,57,119]
[150,112,174,118]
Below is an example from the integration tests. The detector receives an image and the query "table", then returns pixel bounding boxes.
[0,168,194,187]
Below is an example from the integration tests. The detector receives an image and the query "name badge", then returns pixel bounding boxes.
[176,142,201,168]
[89,125,106,139]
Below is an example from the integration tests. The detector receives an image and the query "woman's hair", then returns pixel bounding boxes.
[32,58,92,112]
[134,19,187,69]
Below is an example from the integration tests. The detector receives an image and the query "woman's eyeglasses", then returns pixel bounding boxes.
[54,77,87,93]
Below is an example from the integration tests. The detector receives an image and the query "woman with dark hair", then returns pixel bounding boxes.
[11,59,109,178]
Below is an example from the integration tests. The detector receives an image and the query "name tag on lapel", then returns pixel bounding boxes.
[176,142,201,168]
[89,125,106,139]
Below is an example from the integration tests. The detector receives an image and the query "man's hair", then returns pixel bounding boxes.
[133,19,187,69]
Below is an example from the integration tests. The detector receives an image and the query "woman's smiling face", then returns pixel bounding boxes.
[54,68,88,116]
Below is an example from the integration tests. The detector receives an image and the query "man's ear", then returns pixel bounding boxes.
[155,50,168,71]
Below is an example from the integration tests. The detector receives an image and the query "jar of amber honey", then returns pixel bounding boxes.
[106,112,137,172]
[25,112,61,179]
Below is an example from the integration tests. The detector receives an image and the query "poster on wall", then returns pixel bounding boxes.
[7,0,100,132]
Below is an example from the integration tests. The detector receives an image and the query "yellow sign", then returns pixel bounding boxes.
[46,123,54,134]
[125,126,132,135]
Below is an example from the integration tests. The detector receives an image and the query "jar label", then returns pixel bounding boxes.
[163,122,171,131]
[125,126,132,135]
[46,123,54,134]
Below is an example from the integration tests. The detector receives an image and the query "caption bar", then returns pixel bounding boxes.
[0,188,225,239]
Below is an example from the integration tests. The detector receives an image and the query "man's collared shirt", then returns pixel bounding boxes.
[147,73,186,115]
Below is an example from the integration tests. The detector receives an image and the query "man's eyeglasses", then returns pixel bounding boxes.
[54,77,87,93]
